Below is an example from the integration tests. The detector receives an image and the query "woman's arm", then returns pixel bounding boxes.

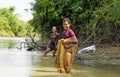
[69,36,78,44]
[63,36,78,44]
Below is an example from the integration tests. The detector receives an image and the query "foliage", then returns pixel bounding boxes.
[0,7,33,37]
[31,0,120,44]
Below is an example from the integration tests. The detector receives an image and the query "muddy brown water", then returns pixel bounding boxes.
[0,38,120,77]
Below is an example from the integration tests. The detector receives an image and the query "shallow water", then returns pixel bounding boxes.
[0,38,120,77]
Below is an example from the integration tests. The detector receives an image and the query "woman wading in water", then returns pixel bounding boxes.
[55,18,78,73]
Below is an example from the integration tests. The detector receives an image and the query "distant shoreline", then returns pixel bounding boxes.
[0,37,39,41]
[0,37,26,40]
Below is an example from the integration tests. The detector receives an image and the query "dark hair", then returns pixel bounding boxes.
[63,18,71,25]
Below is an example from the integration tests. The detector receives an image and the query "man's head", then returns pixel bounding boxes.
[52,26,57,33]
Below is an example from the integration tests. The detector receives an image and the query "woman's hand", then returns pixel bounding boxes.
[62,39,69,45]
[60,39,64,44]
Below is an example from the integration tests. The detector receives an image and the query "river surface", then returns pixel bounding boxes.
[0,38,120,77]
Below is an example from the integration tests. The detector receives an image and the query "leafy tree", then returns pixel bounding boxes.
[0,7,33,37]
[31,0,120,44]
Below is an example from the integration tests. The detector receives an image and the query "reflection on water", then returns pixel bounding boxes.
[0,38,120,77]
[0,38,25,48]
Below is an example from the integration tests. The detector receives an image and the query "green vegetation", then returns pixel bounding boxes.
[30,0,120,44]
[1,0,120,44]
[0,7,33,37]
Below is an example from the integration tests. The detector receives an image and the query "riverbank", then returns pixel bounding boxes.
[39,37,120,66]
[75,45,120,66]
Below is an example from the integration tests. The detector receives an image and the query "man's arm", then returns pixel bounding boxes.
[47,40,51,47]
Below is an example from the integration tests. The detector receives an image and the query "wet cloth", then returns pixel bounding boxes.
[55,38,78,71]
